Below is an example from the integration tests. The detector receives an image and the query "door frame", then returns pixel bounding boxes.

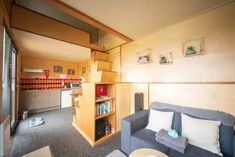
[3,23,19,134]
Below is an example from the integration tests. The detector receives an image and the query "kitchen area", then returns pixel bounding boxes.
[19,56,86,114]
[20,78,81,112]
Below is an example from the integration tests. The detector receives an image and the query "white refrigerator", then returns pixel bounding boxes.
[61,89,72,108]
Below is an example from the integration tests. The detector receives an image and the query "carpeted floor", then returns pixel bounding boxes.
[10,108,120,157]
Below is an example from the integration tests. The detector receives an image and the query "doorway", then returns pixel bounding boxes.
[2,27,18,132]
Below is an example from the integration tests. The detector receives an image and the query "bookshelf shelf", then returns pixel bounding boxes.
[95,97,115,103]
[95,111,115,120]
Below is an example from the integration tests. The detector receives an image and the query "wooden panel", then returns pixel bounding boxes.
[149,83,235,116]
[101,71,116,82]
[116,83,130,130]
[108,47,121,82]
[11,5,103,51]
[1,115,10,156]
[91,51,109,62]
[40,0,133,42]
[90,71,116,82]
[78,83,95,142]
[130,83,149,114]
[97,61,112,71]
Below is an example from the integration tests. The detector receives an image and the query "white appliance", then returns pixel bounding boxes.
[61,89,72,108]
[23,68,44,73]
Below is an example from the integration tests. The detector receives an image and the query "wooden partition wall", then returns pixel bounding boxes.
[126,82,235,117]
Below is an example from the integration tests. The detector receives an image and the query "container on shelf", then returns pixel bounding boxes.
[22,111,29,120]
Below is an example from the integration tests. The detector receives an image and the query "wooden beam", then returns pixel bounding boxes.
[11,4,104,51]
[40,0,133,42]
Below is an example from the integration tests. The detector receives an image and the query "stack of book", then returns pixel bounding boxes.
[96,101,111,116]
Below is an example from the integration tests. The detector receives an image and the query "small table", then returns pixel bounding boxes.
[129,148,168,157]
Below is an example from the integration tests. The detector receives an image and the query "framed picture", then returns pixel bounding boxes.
[137,55,150,64]
[67,69,75,75]
[159,52,173,65]
[53,66,63,73]
[137,49,151,65]
[183,38,204,57]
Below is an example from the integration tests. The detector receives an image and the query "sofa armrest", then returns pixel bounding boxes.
[121,110,149,154]
[233,132,235,157]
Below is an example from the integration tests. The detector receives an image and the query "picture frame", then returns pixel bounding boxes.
[159,52,173,65]
[137,55,150,65]
[137,49,151,65]
[182,38,204,57]
[67,69,75,75]
[53,66,63,73]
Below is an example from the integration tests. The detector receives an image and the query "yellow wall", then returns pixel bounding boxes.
[21,56,80,79]
[78,59,90,81]
[119,2,235,116]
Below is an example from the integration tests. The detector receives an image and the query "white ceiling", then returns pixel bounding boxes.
[13,29,91,62]
[61,0,232,39]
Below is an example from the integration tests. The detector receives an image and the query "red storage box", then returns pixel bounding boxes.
[96,85,108,97]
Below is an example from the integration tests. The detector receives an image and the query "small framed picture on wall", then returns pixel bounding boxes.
[182,38,204,57]
[67,69,75,75]
[54,66,63,73]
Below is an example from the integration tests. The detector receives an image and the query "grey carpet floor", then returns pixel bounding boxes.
[10,108,120,157]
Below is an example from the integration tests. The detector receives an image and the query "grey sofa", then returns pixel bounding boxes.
[121,102,235,157]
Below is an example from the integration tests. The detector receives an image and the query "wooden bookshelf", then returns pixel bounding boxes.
[72,82,117,146]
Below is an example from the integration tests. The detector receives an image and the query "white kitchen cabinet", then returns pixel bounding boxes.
[20,90,61,112]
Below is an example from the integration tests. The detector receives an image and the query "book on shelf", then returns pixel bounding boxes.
[96,101,112,116]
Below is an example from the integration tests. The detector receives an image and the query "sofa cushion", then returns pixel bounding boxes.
[146,109,174,132]
[130,128,170,154]
[169,144,229,157]
[181,114,222,156]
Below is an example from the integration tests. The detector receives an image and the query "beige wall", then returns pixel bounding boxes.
[119,2,235,116]
[122,2,235,82]
[149,83,235,116]
[21,56,80,79]
[130,83,149,114]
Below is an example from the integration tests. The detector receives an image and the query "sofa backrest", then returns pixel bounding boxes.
[150,101,235,157]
